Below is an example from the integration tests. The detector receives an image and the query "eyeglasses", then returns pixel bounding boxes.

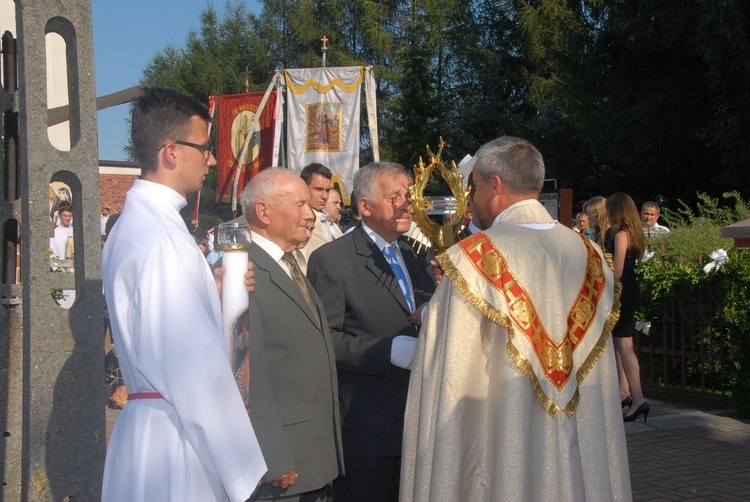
[157,140,214,160]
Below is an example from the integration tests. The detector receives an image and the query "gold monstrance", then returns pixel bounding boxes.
[408,138,468,253]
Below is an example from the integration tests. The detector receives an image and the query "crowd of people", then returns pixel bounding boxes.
[101,87,658,502]
[576,196,670,423]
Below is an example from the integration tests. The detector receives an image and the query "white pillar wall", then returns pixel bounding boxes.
[0,1,71,151]
[46,31,71,151]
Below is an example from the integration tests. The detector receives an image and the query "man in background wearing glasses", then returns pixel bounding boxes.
[102,87,266,501]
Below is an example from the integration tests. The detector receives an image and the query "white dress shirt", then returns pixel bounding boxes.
[361,221,419,370]
[250,231,295,279]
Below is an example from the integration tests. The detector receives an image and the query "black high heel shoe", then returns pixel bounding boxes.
[621,396,633,409]
[624,402,650,422]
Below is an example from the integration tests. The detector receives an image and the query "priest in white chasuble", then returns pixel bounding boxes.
[400,137,632,502]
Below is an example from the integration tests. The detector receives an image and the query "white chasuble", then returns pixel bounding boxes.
[401,202,631,502]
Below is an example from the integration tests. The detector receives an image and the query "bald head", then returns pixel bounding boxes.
[240,168,315,252]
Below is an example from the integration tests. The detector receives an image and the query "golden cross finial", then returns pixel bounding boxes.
[243,66,251,93]
[321,35,329,49]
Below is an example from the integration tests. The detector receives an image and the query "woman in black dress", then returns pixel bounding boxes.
[606,193,649,421]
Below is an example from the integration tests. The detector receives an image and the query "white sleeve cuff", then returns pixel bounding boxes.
[391,335,418,370]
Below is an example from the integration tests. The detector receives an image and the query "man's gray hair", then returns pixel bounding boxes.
[240,167,288,216]
[352,162,412,203]
[473,137,545,194]
[642,201,660,212]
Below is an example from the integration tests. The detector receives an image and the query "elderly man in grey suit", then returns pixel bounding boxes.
[307,162,436,502]
[240,168,343,502]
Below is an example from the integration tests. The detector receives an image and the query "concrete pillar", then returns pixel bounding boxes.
[1,1,105,500]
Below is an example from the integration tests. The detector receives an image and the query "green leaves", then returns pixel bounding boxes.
[637,191,749,297]
[137,0,750,221]
[635,192,750,416]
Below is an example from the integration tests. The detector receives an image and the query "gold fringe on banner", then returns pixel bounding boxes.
[284,67,364,95]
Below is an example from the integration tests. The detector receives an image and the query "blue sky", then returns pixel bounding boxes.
[92,0,261,161]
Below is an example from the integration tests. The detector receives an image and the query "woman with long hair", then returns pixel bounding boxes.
[606,192,649,422]
[582,196,608,249]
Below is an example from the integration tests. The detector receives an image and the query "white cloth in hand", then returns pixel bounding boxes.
[391,335,418,370]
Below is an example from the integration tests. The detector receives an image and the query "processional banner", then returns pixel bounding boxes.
[215,90,278,203]
[285,66,363,199]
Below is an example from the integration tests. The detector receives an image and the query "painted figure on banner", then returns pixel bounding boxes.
[307,102,341,152]
[232,110,260,167]
[215,92,278,203]
[318,106,330,146]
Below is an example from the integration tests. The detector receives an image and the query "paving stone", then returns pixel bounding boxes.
[103,394,750,501]
[627,398,750,501]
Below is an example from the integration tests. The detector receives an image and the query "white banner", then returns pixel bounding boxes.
[285,66,362,198]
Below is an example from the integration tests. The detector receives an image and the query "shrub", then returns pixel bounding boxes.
[636,192,750,417]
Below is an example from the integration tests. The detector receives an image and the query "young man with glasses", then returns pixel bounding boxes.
[102,87,266,501]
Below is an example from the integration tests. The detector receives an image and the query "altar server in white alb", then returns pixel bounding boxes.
[102,87,266,501]
[401,137,632,502]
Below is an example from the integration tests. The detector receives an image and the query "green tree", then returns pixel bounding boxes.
[695,0,750,193]
[521,0,750,205]
[384,4,439,167]
[142,2,275,100]
[138,0,750,220]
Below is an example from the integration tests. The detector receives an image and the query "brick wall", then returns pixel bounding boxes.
[98,163,140,214]
[99,173,137,214]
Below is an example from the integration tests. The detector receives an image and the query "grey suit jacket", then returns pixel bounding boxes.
[246,242,344,499]
[307,226,436,456]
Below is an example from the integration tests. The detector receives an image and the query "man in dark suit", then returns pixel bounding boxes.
[307,162,436,502]
[240,168,343,502]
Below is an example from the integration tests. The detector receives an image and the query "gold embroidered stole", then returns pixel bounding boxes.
[439,221,620,418]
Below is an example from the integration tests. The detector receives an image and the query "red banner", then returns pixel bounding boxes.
[215,91,278,203]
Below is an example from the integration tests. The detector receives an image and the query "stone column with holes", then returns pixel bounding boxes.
[0,1,105,500]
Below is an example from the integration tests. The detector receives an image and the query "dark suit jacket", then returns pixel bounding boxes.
[245,242,344,499]
[341,217,361,234]
[307,226,436,456]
